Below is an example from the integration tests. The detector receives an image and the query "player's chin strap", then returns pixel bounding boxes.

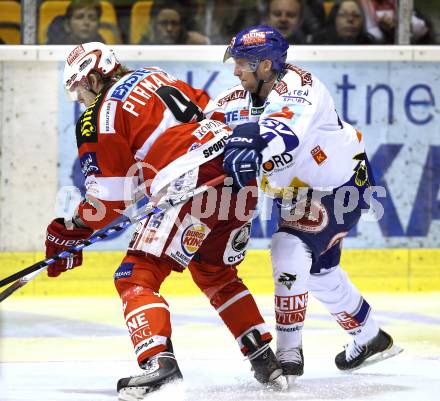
[252,67,285,104]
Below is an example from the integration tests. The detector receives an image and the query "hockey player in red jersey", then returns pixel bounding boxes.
[44,42,287,399]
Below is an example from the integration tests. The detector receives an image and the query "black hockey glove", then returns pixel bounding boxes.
[223,122,268,192]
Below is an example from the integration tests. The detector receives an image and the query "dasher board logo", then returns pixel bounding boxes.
[165,214,211,268]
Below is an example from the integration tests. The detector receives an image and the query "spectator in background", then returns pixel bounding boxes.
[313,0,377,44]
[301,0,326,37]
[264,0,310,44]
[359,0,434,44]
[207,0,260,44]
[46,0,106,44]
[139,0,209,44]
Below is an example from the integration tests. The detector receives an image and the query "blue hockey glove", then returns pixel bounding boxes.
[223,122,268,192]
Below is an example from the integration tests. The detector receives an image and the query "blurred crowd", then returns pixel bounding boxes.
[0,0,437,45]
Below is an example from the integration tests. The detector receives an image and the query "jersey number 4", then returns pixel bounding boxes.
[156,86,204,123]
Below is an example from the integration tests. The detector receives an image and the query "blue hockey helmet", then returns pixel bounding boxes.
[223,25,289,73]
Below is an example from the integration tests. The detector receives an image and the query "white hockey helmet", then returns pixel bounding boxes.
[63,41,120,100]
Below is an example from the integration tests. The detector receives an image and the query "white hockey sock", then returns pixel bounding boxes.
[309,265,379,345]
[271,232,312,351]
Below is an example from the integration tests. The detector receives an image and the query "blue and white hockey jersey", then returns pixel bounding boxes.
[208,64,366,199]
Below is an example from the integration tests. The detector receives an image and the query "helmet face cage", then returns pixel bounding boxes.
[224,25,289,73]
[63,42,120,100]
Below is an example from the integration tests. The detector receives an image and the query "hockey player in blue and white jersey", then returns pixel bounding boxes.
[208,25,403,385]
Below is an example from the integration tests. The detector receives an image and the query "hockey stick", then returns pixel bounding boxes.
[0,174,226,301]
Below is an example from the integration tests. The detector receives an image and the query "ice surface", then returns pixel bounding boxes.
[1,294,439,401]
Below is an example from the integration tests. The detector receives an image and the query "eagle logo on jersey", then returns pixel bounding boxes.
[278,272,297,290]
[231,222,251,252]
[224,223,251,265]
[353,152,369,187]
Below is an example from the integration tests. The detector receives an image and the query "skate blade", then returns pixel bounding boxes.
[347,344,404,372]
[285,374,300,388]
[268,374,288,391]
[118,387,147,401]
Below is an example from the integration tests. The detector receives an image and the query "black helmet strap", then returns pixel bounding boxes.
[252,67,282,102]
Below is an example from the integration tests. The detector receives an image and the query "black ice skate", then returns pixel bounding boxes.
[335,329,403,371]
[276,347,304,386]
[117,349,183,401]
[242,329,287,390]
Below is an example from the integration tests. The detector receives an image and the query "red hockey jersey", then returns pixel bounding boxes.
[75,67,228,230]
